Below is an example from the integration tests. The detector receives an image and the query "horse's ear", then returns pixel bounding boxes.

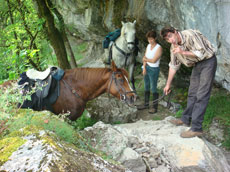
[133,20,136,25]
[121,21,124,26]
[111,60,118,71]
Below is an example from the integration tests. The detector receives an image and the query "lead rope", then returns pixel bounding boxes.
[135,90,173,109]
[152,91,173,109]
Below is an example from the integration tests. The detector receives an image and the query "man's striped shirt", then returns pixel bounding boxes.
[169,29,215,70]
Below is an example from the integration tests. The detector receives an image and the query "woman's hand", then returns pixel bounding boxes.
[142,68,146,75]
[143,57,148,62]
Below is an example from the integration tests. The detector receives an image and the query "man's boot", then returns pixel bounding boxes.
[137,91,150,110]
[149,93,159,114]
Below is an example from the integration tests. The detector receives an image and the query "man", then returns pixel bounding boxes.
[161,26,217,138]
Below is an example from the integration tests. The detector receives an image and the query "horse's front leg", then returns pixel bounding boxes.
[128,63,136,91]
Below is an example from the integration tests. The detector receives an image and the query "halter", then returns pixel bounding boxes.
[112,29,135,67]
[127,42,135,45]
[107,71,135,105]
[114,42,132,67]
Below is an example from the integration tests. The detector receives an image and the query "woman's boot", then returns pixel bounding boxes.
[137,91,150,110]
[149,93,159,114]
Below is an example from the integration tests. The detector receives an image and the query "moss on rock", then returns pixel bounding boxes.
[0,137,26,165]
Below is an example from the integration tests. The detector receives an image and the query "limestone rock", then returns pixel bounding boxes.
[82,117,230,172]
[53,0,230,91]
[87,95,138,123]
[0,126,130,172]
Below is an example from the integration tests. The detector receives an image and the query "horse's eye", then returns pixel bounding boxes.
[118,78,124,83]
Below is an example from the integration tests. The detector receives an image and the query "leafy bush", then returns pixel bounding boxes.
[71,111,97,130]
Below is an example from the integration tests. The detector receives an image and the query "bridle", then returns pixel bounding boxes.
[107,71,135,105]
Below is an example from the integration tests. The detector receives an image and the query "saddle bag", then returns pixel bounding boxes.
[102,29,121,48]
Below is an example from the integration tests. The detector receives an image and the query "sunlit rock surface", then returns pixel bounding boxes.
[82,117,230,172]
[0,111,131,172]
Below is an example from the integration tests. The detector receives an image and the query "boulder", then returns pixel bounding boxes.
[82,117,230,172]
[0,112,131,172]
[87,95,138,124]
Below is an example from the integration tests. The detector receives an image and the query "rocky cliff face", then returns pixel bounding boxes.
[53,0,230,91]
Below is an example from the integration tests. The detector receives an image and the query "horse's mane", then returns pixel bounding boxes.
[68,67,129,85]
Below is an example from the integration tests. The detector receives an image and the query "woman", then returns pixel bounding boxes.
[137,30,162,114]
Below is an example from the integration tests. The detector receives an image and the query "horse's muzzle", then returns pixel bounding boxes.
[122,91,136,106]
[127,42,135,51]
[129,94,136,104]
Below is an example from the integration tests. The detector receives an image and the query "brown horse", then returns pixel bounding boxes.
[0,80,16,89]
[52,61,136,120]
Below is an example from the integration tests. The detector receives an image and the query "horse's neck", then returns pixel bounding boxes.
[116,36,129,52]
[81,70,110,101]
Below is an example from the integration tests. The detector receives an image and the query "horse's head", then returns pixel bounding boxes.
[108,61,136,106]
[121,20,136,51]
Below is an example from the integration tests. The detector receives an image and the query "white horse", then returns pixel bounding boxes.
[110,20,137,90]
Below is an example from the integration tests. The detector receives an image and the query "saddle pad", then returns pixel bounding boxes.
[26,68,51,80]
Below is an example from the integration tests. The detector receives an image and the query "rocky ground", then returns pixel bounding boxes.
[135,100,230,166]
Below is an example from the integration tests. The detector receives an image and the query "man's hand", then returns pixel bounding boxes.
[172,46,183,54]
[164,84,171,95]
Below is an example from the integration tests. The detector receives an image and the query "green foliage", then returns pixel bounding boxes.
[203,90,230,129]
[203,89,230,149]
[223,129,230,150]
[71,110,97,130]
[134,63,145,99]
[174,109,183,118]
[0,0,56,81]
[7,112,77,143]
[0,85,25,118]
[171,87,188,108]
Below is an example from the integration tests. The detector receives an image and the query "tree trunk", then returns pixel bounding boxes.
[64,36,78,68]
[46,0,77,68]
[35,0,70,69]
